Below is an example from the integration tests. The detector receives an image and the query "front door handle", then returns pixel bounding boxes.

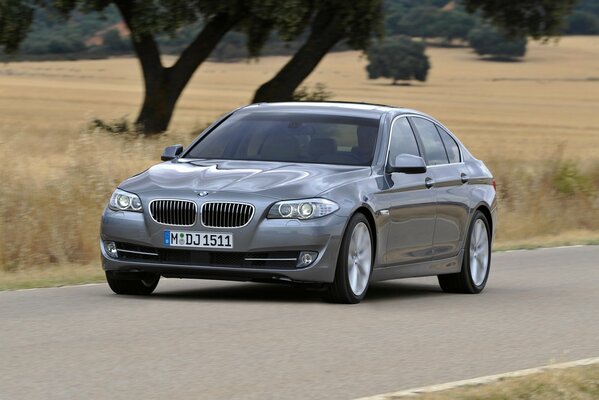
[460,173,469,184]
[425,177,435,189]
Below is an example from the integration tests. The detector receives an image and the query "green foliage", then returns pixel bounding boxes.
[292,83,334,101]
[0,0,34,53]
[576,0,599,16]
[386,4,476,44]
[462,0,578,39]
[338,0,384,50]
[366,36,430,84]
[432,9,477,42]
[5,0,599,60]
[564,11,599,34]
[1,1,315,57]
[468,25,527,59]
[13,6,120,56]
[390,6,439,38]
[552,161,593,196]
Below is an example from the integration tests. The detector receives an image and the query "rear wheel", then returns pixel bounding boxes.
[438,210,491,294]
[325,214,373,304]
[105,272,160,295]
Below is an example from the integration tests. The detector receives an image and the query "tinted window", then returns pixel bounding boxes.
[437,126,461,163]
[186,112,380,166]
[412,117,449,165]
[389,118,420,160]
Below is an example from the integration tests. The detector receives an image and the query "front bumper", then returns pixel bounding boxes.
[100,206,347,284]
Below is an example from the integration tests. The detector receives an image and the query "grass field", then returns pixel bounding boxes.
[1,36,599,283]
[403,363,599,400]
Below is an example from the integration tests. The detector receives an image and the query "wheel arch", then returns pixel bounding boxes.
[352,206,378,257]
[474,203,493,240]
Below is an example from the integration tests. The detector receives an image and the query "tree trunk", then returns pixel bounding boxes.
[135,68,177,133]
[115,1,240,133]
[252,7,344,103]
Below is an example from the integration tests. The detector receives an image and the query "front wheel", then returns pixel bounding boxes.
[105,272,160,295]
[325,214,374,304]
[438,210,491,294]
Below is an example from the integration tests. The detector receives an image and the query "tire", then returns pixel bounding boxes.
[325,213,374,304]
[105,272,160,295]
[438,210,491,294]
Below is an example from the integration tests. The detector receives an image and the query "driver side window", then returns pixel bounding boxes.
[389,117,421,161]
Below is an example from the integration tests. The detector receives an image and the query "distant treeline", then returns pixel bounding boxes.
[3,0,599,61]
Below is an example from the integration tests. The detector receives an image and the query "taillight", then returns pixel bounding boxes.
[492,178,497,191]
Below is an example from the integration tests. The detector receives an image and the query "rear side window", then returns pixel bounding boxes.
[411,117,449,166]
[436,126,461,163]
[389,117,420,160]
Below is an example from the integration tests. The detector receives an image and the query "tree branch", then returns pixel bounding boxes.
[169,12,242,91]
[253,6,344,102]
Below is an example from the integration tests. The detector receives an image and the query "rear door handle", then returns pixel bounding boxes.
[460,173,469,184]
[425,177,435,189]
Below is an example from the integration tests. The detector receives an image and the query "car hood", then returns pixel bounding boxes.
[120,159,371,199]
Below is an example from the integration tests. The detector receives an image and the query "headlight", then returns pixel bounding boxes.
[268,198,339,220]
[109,189,143,212]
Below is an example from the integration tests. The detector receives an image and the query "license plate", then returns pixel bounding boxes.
[164,231,233,248]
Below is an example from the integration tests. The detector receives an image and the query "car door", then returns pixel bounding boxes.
[380,116,437,266]
[410,117,470,260]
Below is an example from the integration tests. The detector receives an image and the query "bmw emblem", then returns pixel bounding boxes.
[198,191,209,197]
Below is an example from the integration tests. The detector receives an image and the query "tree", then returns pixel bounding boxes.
[1,0,582,132]
[108,1,310,133]
[564,11,599,34]
[366,36,430,84]
[1,0,312,133]
[462,0,578,39]
[468,25,527,59]
[0,0,34,53]
[252,0,383,103]
[392,6,441,39]
[431,10,477,44]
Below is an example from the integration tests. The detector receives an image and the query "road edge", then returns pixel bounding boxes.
[355,357,599,399]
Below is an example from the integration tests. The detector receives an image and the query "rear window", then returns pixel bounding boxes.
[185,112,380,166]
[436,126,461,163]
[411,117,449,166]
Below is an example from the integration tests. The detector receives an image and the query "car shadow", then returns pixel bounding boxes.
[153,282,323,303]
[147,279,444,304]
[366,281,444,302]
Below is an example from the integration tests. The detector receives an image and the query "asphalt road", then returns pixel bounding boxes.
[1,246,598,400]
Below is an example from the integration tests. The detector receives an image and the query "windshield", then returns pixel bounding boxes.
[185,112,381,166]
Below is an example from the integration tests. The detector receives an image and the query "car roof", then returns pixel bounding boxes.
[242,101,425,119]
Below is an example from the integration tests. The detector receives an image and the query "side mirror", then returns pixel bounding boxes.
[386,154,427,174]
[161,145,184,161]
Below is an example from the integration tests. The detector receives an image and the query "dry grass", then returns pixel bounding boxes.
[1,36,599,282]
[408,363,599,400]
[0,263,104,290]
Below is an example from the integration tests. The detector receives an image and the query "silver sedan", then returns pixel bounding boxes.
[100,102,497,303]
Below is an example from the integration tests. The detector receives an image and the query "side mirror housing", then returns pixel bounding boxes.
[161,145,184,161]
[386,154,427,174]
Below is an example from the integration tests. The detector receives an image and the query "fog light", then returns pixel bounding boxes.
[105,241,118,258]
[297,251,318,268]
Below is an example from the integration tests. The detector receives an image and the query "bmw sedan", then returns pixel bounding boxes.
[101,102,497,303]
